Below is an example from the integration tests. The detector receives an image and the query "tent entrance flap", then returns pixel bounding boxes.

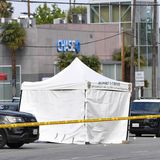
[86,90,130,144]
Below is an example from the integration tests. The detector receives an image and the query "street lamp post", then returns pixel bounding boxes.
[28,0,30,18]
[121,29,125,81]
[152,0,158,98]
[130,0,136,100]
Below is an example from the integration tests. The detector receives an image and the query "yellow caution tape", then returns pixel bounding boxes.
[0,114,160,129]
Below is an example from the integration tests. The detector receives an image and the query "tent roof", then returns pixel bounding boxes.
[21,58,131,92]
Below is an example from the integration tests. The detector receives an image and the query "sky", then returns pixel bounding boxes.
[11,0,88,18]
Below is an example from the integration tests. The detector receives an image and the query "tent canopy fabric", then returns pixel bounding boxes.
[21,58,131,92]
[20,58,131,144]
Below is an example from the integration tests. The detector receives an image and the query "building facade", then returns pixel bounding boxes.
[0,0,159,100]
[87,0,159,98]
[0,23,122,101]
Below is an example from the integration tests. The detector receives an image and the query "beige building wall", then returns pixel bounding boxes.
[0,23,121,83]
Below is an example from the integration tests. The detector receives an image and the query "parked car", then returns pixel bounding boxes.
[0,102,19,111]
[0,97,20,111]
[129,99,160,137]
[0,106,39,149]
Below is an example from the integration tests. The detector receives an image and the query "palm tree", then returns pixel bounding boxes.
[0,22,26,97]
[112,47,146,82]
[0,0,13,18]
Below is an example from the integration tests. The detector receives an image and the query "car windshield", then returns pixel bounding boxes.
[131,101,160,112]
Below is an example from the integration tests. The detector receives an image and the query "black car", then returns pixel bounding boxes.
[0,109,39,148]
[0,101,19,111]
[130,99,160,137]
[0,97,20,111]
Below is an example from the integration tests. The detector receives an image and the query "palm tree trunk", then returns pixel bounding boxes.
[11,49,16,97]
[125,64,130,82]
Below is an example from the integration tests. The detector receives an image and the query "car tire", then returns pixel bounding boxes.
[0,130,7,148]
[7,143,24,149]
[135,133,141,137]
[156,131,160,137]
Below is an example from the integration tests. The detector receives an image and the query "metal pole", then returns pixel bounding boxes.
[69,0,71,10]
[130,0,136,100]
[138,22,140,70]
[28,0,30,18]
[138,22,141,98]
[152,0,157,97]
[121,29,125,81]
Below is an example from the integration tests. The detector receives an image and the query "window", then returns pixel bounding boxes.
[90,3,131,23]
[102,64,122,80]
[100,5,109,22]
[0,66,21,101]
[120,4,131,22]
[91,5,99,23]
[112,5,119,22]
[131,102,160,112]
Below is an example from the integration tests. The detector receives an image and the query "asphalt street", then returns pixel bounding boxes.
[0,136,160,160]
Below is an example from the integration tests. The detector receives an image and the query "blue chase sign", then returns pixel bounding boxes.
[56,40,80,53]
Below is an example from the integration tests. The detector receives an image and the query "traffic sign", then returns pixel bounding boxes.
[135,71,144,87]
[135,71,144,81]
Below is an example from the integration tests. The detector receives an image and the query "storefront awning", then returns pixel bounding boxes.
[0,73,7,80]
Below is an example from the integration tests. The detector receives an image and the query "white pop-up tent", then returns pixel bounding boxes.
[20,58,132,144]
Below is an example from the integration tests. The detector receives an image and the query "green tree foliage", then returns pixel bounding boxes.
[113,47,146,67]
[67,6,87,23]
[57,52,101,72]
[0,22,26,96]
[112,47,146,82]
[0,0,13,18]
[34,3,65,24]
